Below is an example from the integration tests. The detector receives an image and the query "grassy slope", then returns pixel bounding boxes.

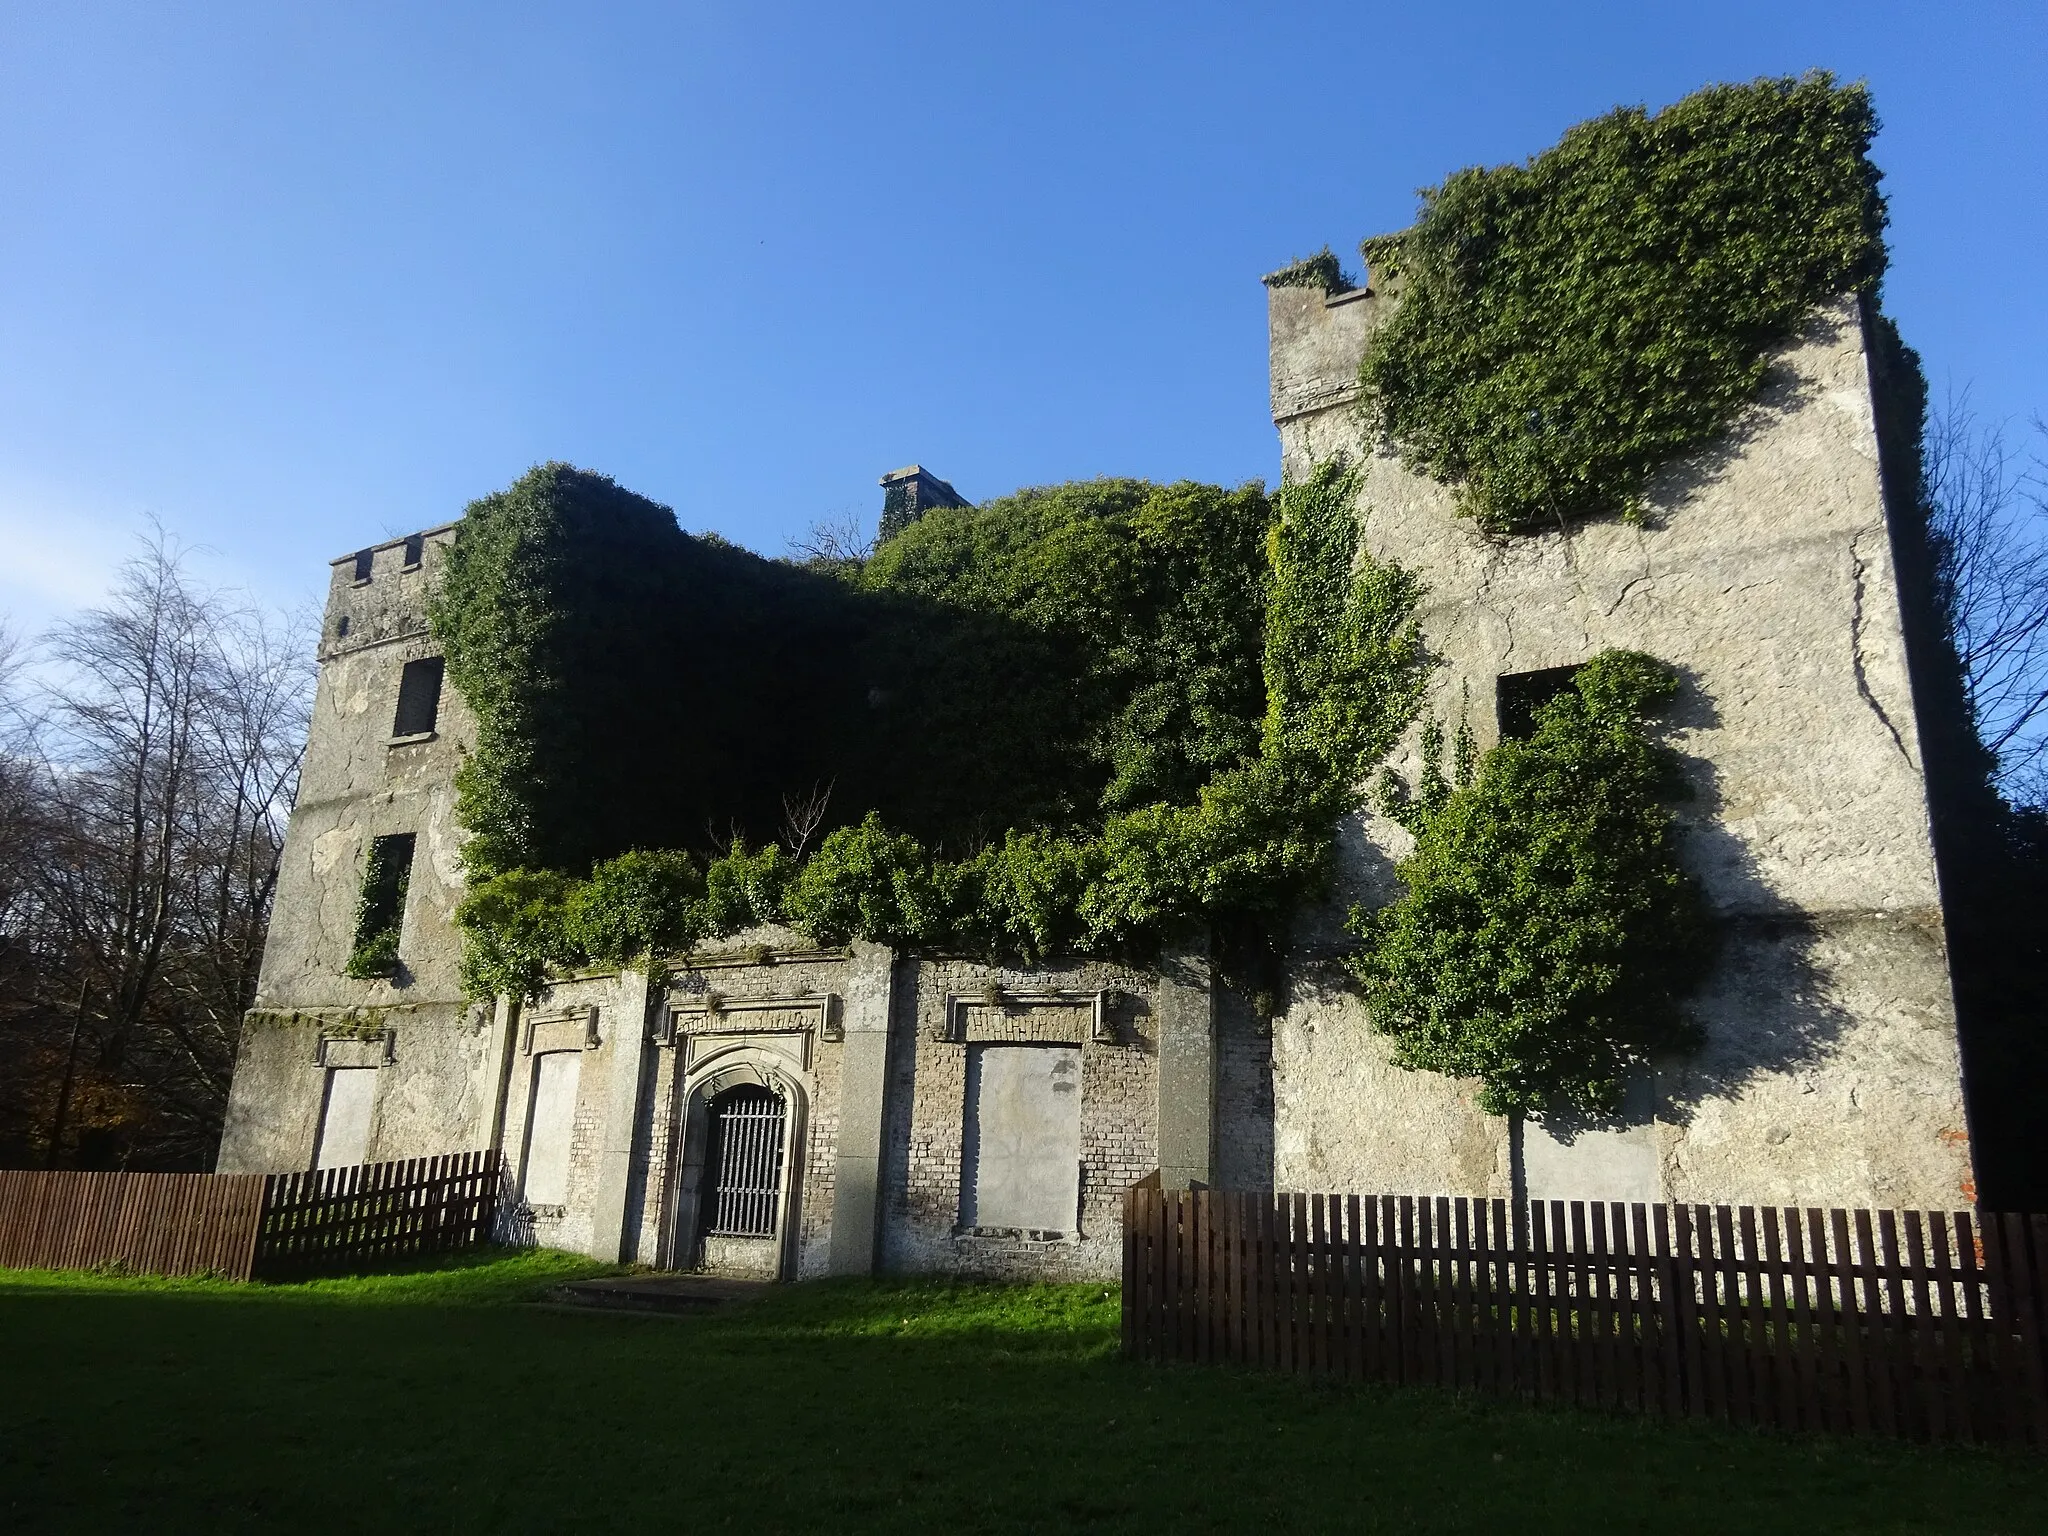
[3,1253,2044,1535]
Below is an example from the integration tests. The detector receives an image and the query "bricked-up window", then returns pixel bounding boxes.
[522,1051,582,1207]
[961,1044,1080,1233]
[1495,665,1582,741]
[392,657,444,738]
[315,1068,377,1169]
[344,833,414,978]
[402,533,424,569]
[352,548,373,582]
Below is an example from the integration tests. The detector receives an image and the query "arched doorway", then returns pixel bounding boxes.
[668,1058,805,1279]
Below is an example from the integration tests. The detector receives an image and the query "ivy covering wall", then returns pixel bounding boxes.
[426,73,1912,1123]
[438,462,1425,999]
[1350,654,1710,1116]
[1358,72,1887,533]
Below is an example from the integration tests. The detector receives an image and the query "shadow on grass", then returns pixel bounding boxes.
[0,1245,616,1306]
[3,1260,2046,1534]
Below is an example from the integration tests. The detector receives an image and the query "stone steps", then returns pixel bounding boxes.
[542,1273,772,1316]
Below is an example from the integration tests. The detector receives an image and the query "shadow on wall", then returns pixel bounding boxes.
[1635,320,1826,528]
[1298,661,1853,1154]
[1656,669,1854,1131]
[1213,982,1274,1192]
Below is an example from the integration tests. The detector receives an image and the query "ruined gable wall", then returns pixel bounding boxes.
[1261,284,1973,1212]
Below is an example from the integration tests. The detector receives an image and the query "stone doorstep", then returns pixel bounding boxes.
[542,1273,773,1316]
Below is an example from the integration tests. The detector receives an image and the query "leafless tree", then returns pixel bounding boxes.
[0,527,311,1167]
[1925,395,2048,806]
[780,779,835,859]
[784,509,875,568]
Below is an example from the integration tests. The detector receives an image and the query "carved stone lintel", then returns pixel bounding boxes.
[522,1004,599,1055]
[312,1028,396,1068]
[937,989,1120,1044]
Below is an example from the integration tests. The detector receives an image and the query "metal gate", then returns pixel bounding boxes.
[704,1085,787,1237]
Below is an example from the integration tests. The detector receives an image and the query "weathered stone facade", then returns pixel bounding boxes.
[1264,281,1974,1214]
[216,273,1978,1282]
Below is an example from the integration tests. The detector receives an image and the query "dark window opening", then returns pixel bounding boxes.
[392,657,445,738]
[703,1085,786,1237]
[352,549,373,583]
[335,615,351,638]
[1496,665,1582,742]
[345,833,415,978]
[402,533,424,568]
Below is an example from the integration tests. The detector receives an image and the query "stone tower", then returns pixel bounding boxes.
[1255,270,1976,1211]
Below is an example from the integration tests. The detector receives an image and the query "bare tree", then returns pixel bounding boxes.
[0,527,311,1167]
[779,779,834,859]
[784,509,875,568]
[1925,395,2048,805]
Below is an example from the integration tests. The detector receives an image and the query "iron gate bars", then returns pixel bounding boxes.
[706,1086,786,1238]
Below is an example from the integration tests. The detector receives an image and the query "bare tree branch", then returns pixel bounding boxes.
[0,524,311,1167]
[779,779,834,859]
[1925,393,2048,807]
[783,509,875,568]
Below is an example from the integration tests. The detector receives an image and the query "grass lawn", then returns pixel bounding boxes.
[3,1252,2044,1534]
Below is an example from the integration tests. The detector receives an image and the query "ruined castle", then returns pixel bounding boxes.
[216,272,1977,1283]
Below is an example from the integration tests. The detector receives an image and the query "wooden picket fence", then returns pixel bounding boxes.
[1124,1188,2048,1446]
[253,1151,503,1280]
[0,1152,502,1281]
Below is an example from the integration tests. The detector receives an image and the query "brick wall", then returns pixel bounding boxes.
[879,957,1159,1282]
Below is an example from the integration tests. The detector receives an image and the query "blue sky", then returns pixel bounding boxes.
[1,1,2043,628]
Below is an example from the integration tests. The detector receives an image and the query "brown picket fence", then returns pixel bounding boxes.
[1123,1188,2048,1446]
[253,1151,503,1279]
[0,1152,502,1281]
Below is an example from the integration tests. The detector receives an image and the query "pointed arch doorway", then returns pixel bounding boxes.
[667,1053,806,1279]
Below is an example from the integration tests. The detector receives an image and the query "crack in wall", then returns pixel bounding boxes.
[1849,527,1915,770]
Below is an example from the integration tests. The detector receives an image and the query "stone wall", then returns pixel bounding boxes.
[216,1001,495,1173]
[1255,279,1974,1212]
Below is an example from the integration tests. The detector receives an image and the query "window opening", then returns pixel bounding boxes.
[345,833,415,977]
[335,615,351,639]
[1495,665,1582,742]
[352,549,373,583]
[704,1085,786,1238]
[392,657,445,738]
[402,533,424,569]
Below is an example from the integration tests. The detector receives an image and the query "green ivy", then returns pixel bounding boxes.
[453,869,577,1002]
[1348,652,1711,1117]
[440,461,1426,993]
[344,836,412,980]
[1358,73,1887,533]
[1264,247,1355,293]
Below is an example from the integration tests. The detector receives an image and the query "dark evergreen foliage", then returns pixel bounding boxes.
[1360,73,1888,533]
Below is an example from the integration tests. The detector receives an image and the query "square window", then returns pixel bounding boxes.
[402,533,424,569]
[315,1068,377,1169]
[346,833,415,977]
[522,1051,583,1207]
[1495,665,1581,741]
[352,549,373,583]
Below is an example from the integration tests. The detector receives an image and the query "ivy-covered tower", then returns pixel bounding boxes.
[1256,277,1974,1212]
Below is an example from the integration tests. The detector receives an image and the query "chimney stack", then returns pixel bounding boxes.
[878,465,968,541]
